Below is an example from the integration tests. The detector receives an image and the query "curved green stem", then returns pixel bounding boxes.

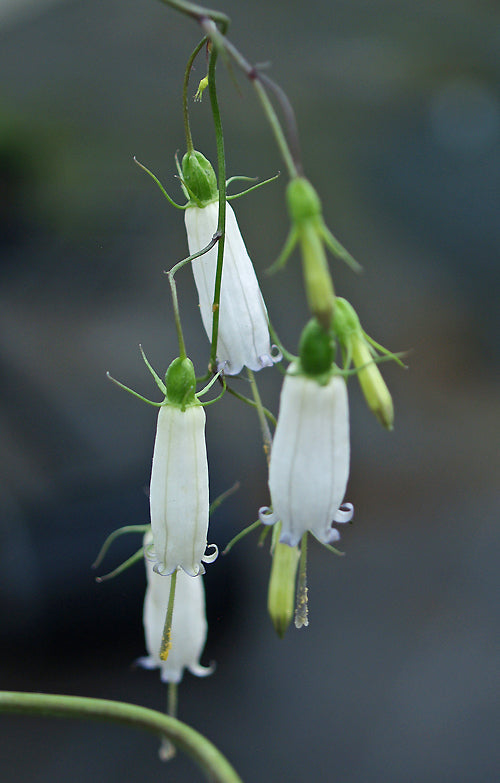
[183,38,207,153]
[0,691,243,783]
[226,385,277,427]
[247,369,272,463]
[157,1,300,179]
[157,0,229,34]
[207,45,227,373]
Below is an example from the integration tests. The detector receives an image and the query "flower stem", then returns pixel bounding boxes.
[183,38,207,153]
[157,1,301,178]
[247,369,272,463]
[0,691,243,783]
[208,44,227,373]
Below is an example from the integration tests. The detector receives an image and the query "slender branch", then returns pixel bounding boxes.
[157,0,229,33]
[247,369,273,463]
[207,44,227,372]
[156,1,301,178]
[0,691,243,783]
[183,38,207,152]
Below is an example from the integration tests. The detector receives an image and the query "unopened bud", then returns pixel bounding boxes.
[351,333,394,429]
[268,534,300,638]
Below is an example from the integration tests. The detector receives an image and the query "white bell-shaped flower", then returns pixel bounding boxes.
[185,200,276,375]
[150,402,210,576]
[260,362,353,547]
[138,534,213,684]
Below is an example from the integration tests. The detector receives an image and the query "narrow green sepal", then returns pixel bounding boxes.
[267,227,298,275]
[133,157,187,210]
[321,224,362,273]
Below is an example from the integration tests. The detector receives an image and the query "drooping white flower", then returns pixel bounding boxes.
[147,355,216,578]
[185,200,276,375]
[181,149,278,375]
[260,361,353,547]
[138,533,213,684]
[150,402,209,576]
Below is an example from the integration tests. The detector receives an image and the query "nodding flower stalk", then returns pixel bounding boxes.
[139,533,213,684]
[260,319,353,547]
[150,356,212,577]
[182,150,278,375]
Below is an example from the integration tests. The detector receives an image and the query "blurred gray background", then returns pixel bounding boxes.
[0,0,498,781]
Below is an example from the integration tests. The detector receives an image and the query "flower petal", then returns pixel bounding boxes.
[185,201,277,374]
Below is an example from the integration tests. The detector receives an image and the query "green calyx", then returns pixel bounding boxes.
[298,318,335,378]
[286,177,322,224]
[332,297,361,341]
[181,150,218,206]
[165,357,197,408]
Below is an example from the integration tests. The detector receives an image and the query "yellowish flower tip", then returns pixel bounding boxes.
[268,539,300,638]
[333,297,394,430]
[351,334,394,430]
[194,75,209,102]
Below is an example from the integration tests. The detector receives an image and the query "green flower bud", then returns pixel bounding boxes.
[286,177,336,329]
[181,150,218,206]
[299,318,335,377]
[351,335,394,430]
[332,296,360,337]
[165,357,197,408]
[334,297,394,430]
[286,177,322,224]
[268,535,300,638]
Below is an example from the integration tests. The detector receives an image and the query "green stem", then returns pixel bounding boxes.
[247,369,272,463]
[208,44,227,373]
[166,233,222,360]
[252,79,298,179]
[0,691,243,783]
[157,2,300,178]
[226,385,277,427]
[157,0,229,33]
[183,38,207,153]
[167,269,187,359]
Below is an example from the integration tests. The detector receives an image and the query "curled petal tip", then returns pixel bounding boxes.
[202,543,219,564]
[334,502,354,524]
[259,506,276,526]
[279,530,301,547]
[188,661,216,678]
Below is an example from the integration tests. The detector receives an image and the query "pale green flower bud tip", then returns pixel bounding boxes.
[332,297,361,337]
[298,318,335,378]
[268,541,300,639]
[286,177,322,223]
[165,357,197,407]
[182,150,218,205]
